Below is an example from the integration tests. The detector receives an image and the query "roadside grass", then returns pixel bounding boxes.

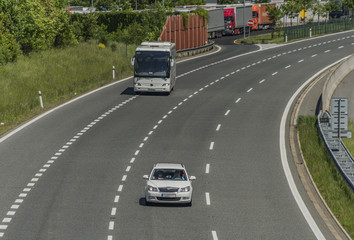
[342,119,354,155]
[234,30,286,44]
[297,115,354,238]
[0,41,136,136]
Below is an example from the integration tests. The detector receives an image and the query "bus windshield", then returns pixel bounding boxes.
[134,51,170,77]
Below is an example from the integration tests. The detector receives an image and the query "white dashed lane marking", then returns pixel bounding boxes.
[206,192,211,205]
[206,164,210,174]
[212,231,218,240]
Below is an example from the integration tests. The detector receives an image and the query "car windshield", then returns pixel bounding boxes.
[134,51,170,77]
[151,169,187,181]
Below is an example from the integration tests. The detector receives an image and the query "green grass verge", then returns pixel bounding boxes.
[234,31,286,44]
[297,115,354,238]
[0,41,137,136]
[341,119,354,155]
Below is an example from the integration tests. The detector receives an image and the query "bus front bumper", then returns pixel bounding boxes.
[134,86,171,93]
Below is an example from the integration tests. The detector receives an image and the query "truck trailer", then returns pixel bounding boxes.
[207,8,226,38]
[223,4,252,35]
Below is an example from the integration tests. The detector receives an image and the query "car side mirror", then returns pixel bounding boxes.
[131,57,135,66]
[143,175,149,179]
[190,176,196,180]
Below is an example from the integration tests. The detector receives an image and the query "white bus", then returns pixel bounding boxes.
[131,42,176,94]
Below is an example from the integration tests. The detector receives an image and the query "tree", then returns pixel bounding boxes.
[0,20,21,65]
[310,0,330,23]
[324,1,341,19]
[343,0,354,15]
[266,5,284,38]
[281,1,300,26]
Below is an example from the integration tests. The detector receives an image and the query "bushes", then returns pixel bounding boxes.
[0,20,21,65]
[0,0,77,64]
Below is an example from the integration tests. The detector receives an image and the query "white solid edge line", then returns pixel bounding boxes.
[279,56,350,240]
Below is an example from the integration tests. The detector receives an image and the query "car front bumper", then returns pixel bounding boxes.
[145,191,192,204]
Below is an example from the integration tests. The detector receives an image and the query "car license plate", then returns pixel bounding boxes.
[161,194,175,198]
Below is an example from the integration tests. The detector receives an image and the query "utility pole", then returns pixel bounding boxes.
[243,0,246,39]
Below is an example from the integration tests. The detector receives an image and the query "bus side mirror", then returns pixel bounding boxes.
[131,57,135,66]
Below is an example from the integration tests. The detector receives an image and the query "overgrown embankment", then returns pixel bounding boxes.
[0,41,136,136]
[297,115,354,238]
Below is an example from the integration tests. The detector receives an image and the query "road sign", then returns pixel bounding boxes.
[247,19,254,26]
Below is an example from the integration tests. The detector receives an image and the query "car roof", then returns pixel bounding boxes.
[153,163,185,169]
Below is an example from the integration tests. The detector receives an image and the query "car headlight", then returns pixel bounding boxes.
[179,186,191,192]
[147,185,158,192]
[162,83,170,87]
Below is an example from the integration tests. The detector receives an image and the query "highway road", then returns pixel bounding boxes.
[0,31,353,240]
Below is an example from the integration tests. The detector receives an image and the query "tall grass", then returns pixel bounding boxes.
[297,116,354,238]
[0,41,136,136]
[342,119,354,156]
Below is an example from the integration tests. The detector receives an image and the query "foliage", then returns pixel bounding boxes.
[72,13,99,41]
[266,5,284,38]
[194,7,209,26]
[181,12,189,30]
[0,0,77,64]
[281,0,301,25]
[218,0,239,4]
[0,17,21,65]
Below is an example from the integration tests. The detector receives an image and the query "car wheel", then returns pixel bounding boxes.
[145,198,151,206]
[187,200,192,207]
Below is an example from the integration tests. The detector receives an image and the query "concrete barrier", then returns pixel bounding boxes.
[322,54,354,112]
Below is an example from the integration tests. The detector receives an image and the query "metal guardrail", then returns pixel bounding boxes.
[318,111,354,192]
[176,40,215,58]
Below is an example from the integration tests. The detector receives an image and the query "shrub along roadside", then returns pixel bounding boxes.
[297,115,354,238]
[0,41,136,136]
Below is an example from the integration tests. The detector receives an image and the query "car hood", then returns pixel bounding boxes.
[147,180,191,189]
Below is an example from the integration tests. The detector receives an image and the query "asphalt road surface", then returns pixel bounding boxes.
[0,30,354,240]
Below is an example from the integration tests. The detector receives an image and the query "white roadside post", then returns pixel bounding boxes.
[309,28,312,38]
[39,91,44,109]
[113,66,115,80]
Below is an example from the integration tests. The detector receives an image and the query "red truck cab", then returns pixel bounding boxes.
[223,8,239,35]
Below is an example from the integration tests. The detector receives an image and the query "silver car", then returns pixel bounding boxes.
[143,163,196,206]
